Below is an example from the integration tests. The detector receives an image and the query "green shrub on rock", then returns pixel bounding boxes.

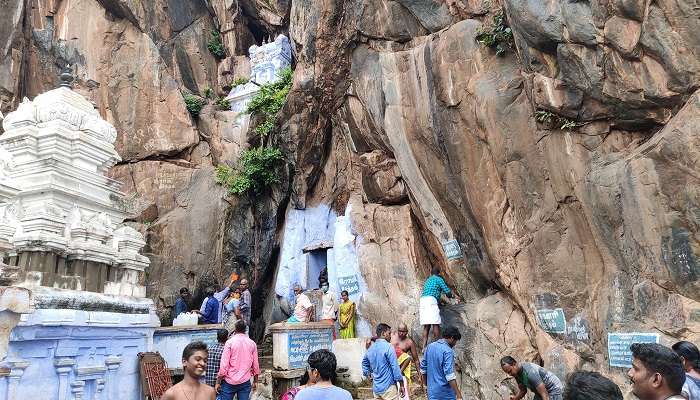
[208,31,226,59]
[246,67,293,136]
[215,146,285,196]
[476,12,514,56]
[215,96,231,111]
[183,93,205,118]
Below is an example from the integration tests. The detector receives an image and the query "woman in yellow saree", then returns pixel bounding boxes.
[338,290,356,339]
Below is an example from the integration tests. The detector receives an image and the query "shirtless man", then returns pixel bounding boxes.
[162,341,216,400]
[395,323,424,390]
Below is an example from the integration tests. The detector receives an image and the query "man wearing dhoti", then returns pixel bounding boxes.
[420,267,457,349]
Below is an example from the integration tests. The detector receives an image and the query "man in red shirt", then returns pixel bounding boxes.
[216,320,260,400]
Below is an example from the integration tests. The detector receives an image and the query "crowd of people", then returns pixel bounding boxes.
[166,268,700,400]
[173,276,253,333]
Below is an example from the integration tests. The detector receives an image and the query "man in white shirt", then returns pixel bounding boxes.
[288,283,314,323]
[319,282,337,338]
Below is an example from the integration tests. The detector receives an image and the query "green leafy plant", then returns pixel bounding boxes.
[535,110,555,124]
[245,67,293,136]
[207,31,226,59]
[232,77,249,88]
[215,96,231,111]
[215,146,285,195]
[476,11,515,56]
[535,109,579,130]
[203,87,213,99]
[183,93,205,118]
[559,118,578,130]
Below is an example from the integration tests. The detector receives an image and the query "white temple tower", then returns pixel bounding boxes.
[0,69,148,297]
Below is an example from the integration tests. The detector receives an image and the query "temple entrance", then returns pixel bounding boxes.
[306,248,327,290]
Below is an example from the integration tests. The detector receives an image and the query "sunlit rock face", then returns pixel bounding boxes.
[3,1,700,398]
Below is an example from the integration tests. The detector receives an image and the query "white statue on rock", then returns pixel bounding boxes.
[225,34,292,114]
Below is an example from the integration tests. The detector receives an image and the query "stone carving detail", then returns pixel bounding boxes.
[0,84,149,297]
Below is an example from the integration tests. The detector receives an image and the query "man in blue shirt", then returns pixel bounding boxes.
[174,287,190,319]
[362,323,406,399]
[420,326,462,400]
[421,267,458,348]
[197,287,220,324]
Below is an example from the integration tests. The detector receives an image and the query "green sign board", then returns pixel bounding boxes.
[536,308,566,333]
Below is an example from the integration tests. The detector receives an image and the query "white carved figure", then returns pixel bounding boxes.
[0,144,15,179]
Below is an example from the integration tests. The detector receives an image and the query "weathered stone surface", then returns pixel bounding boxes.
[0,0,24,115]
[145,167,230,320]
[108,161,196,221]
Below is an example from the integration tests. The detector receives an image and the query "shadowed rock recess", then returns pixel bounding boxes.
[2,0,700,397]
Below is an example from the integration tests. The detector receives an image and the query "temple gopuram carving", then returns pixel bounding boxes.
[0,68,158,400]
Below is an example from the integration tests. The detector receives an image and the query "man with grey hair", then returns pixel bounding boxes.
[288,283,314,323]
[238,278,252,334]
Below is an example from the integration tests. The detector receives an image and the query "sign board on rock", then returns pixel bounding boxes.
[536,308,567,334]
[338,275,360,296]
[288,330,333,369]
[442,240,463,260]
[608,333,659,368]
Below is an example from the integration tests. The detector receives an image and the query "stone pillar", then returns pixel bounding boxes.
[55,358,76,400]
[6,360,29,400]
[104,356,121,399]
[70,380,85,400]
[95,378,105,400]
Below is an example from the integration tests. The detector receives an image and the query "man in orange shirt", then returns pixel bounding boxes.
[216,320,260,400]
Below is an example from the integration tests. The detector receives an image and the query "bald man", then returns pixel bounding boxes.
[396,323,423,390]
[239,279,252,335]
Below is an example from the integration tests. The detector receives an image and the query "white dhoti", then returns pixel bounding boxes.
[419,295,441,325]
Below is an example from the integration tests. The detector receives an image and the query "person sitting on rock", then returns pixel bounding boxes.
[563,371,622,400]
[629,343,686,400]
[500,356,563,400]
[162,341,215,400]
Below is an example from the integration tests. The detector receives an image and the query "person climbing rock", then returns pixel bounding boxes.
[420,267,458,348]
[500,356,563,400]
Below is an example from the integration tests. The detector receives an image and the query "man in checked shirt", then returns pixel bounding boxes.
[205,329,229,387]
[420,267,459,349]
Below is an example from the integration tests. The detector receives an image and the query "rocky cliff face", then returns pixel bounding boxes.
[2,0,700,398]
